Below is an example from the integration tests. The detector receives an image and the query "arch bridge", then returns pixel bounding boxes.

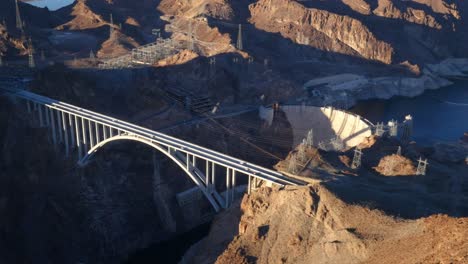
[1,87,304,212]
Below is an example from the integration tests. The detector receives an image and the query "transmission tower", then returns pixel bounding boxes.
[388,120,398,137]
[28,38,35,68]
[297,140,307,163]
[375,122,385,137]
[209,57,216,77]
[318,141,326,151]
[89,50,95,60]
[236,24,243,50]
[287,155,297,174]
[401,115,413,143]
[305,129,314,147]
[109,13,114,36]
[416,158,428,175]
[15,0,22,31]
[330,137,344,151]
[351,148,362,169]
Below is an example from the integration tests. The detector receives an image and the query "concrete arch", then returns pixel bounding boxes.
[78,134,222,211]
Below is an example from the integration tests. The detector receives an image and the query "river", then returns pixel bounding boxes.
[350,81,468,145]
[26,0,75,10]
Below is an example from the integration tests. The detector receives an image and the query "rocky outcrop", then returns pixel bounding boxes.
[56,0,109,30]
[97,29,139,58]
[186,185,468,263]
[158,0,233,20]
[249,0,394,64]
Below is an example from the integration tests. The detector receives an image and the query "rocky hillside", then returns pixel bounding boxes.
[188,185,468,264]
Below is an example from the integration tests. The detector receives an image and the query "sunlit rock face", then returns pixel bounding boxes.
[249,0,394,64]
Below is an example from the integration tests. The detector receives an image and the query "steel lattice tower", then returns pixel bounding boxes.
[236,24,243,50]
[110,13,114,36]
[416,158,428,175]
[28,38,35,68]
[15,0,22,31]
[351,148,362,169]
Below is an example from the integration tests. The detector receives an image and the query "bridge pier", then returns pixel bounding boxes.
[49,107,58,146]
[38,104,44,127]
[45,106,50,127]
[74,116,82,160]
[81,118,87,152]
[62,112,69,156]
[69,114,75,148]
[56,110,63,143]
[88,120,94,148]
[225,168,230,208]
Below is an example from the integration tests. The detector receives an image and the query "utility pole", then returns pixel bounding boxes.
[15,0,22,31]
[236,24,243,50]
[351,148,362,169]
[416,158,428,175]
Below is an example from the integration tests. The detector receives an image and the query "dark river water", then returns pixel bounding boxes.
[350,81,468,145]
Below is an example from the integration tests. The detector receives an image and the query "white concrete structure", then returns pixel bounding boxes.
[1,88,303,212]
[259,105,373,150]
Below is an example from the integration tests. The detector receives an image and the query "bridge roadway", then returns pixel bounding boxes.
[1,87,305,211]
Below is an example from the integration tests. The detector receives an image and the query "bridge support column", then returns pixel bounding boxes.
[56,110,63,143]
[205,160,210,191]
[231,170,237,202]
[75,116,82,159]
[186,153,190,170]
[49,108,57,146]
[225,168,231,208]
[103,125,108,140]
[81,118,87,153]
[44,106,50,127]
[248,175,252,195]
[26,101,31,114]
[69,114,75,148]
[95,123,100,143]
[38,104,44,127]
[109,127,114,137]
[88,120,94,148]
[211,163,216,192]
[62,112,69,156]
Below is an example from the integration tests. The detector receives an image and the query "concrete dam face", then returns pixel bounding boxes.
[259,105,373,150]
